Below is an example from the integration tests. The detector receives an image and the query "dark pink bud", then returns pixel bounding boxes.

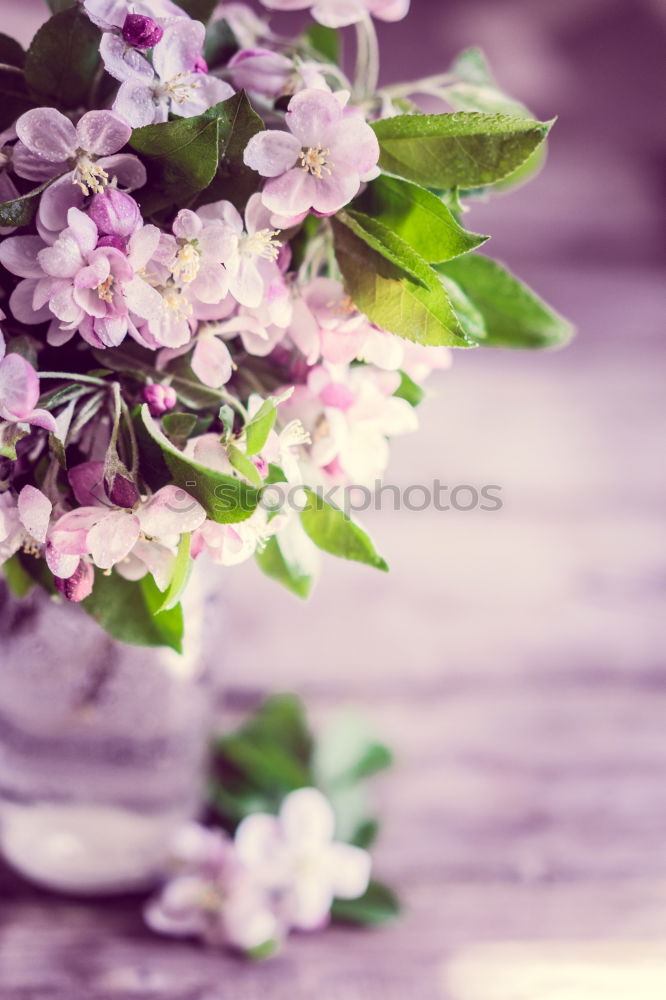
[122,13,164,50]
[193,55,208,74]
[88,188,141,238]
[109,474,140,509]
[143,383,177,417]
[97,234,126,252]
[55,560,94,603]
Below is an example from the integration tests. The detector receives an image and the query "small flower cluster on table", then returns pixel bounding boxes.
[0,0,570,647]
[148,789,371,954]
[146,695,399,957]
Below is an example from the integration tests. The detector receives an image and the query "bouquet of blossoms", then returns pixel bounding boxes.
[0,0,571,651]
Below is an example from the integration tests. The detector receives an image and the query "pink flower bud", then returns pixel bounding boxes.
[88,188,141,238]
[97,234,126,252]
[143,384,177,417]
[122,13,164,50]
[109,474,140,509]
[55,560,94,603]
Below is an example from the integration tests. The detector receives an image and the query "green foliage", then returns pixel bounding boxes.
[2,555,35,598]
[156,532,192,613]
[172,0,218,21]
[331,880,401,925]
[393,370,425,408]
[255,534,314,599]
[141,405,261,524]
[331,211,471,348]
[130,92,264,215]
[244,398,277,456]
[357,174,488,263]
[82,572,184,652]
[439,254,574,348]
[195,90,265,212]
[130,113,222,214]
[371,111,553,189]
[204,18,239,67]
[0,33,25,68]
[299,488,388,572]
[0,175,64,228]
[227,442,264,488]
[25,7,101,109]
[303,23,340,64]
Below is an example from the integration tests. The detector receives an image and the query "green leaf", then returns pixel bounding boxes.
[332,880,401,926]
[25,7,101,109]
[349,819,380,850]
[45,0,76,11]
[129,113,221,214]
[162,412,198,444]
[371,112,553,189]
[2,554,35,598]
[196,90,265,212]
[227,443,264,488]
[255,535,314,599]
[356,175,488,263]
[303,23,340,64]
[244,399,277,456]
[0,175,64,228]
[300,489,388,572]
[172,0,217,20]
[331,211,471,348]
[204,17,238,67]
[438,254,574,349]
[156,532,192,612]
[0,33,26,67]
[141,405,261,523]
[393,370,425,408]
[438,273,487,342]
[82,572,184,653]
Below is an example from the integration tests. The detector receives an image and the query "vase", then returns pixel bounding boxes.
[0,570,225,896]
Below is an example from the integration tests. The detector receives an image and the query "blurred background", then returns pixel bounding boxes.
[2,0,666,996]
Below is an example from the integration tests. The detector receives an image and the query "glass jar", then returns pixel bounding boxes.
[0,570,225,895]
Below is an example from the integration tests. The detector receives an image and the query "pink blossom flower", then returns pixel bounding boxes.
[280,364,418,484]
[198,194,282,309]
[145,823,281,953]
[235,788,371,931]
[54,559,95,603]
[228,48,328,99]
[13,108,145,234]
[48,471,206,581]
[244,88,379,218]
[0,349,55,433]
[259,0,410,28]
[104,20,235,128]
[0,208,164,349]
[83,0,186,32]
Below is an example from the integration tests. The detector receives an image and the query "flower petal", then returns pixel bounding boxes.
[9,279,53,325]
[286,88,342,146]
[0,353,39,419]
[191,335,233,388]
[138,485,206,537]
[76,110,132,157]
[153,19,205,81]
[87,510,140,569]
[113,80,157,128]
[243,130,301,178]
[37,174,85,234]
[15,108,77,161]
[280,787,335,847]
[0,236,47,278]
[99,32,154,84]
[327,842,371,899]
[18,485,52,544]
[261,168,316,217]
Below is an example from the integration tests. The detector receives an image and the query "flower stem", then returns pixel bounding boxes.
[39,372,109,388]
[354,14,380,103]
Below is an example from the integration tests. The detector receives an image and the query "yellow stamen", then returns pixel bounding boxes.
[299,144,333,179]
[240,228,281,261]
[171,242,201,284]
[165,72,199,106]
[96,275,114,303]
[72,154,109,196]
